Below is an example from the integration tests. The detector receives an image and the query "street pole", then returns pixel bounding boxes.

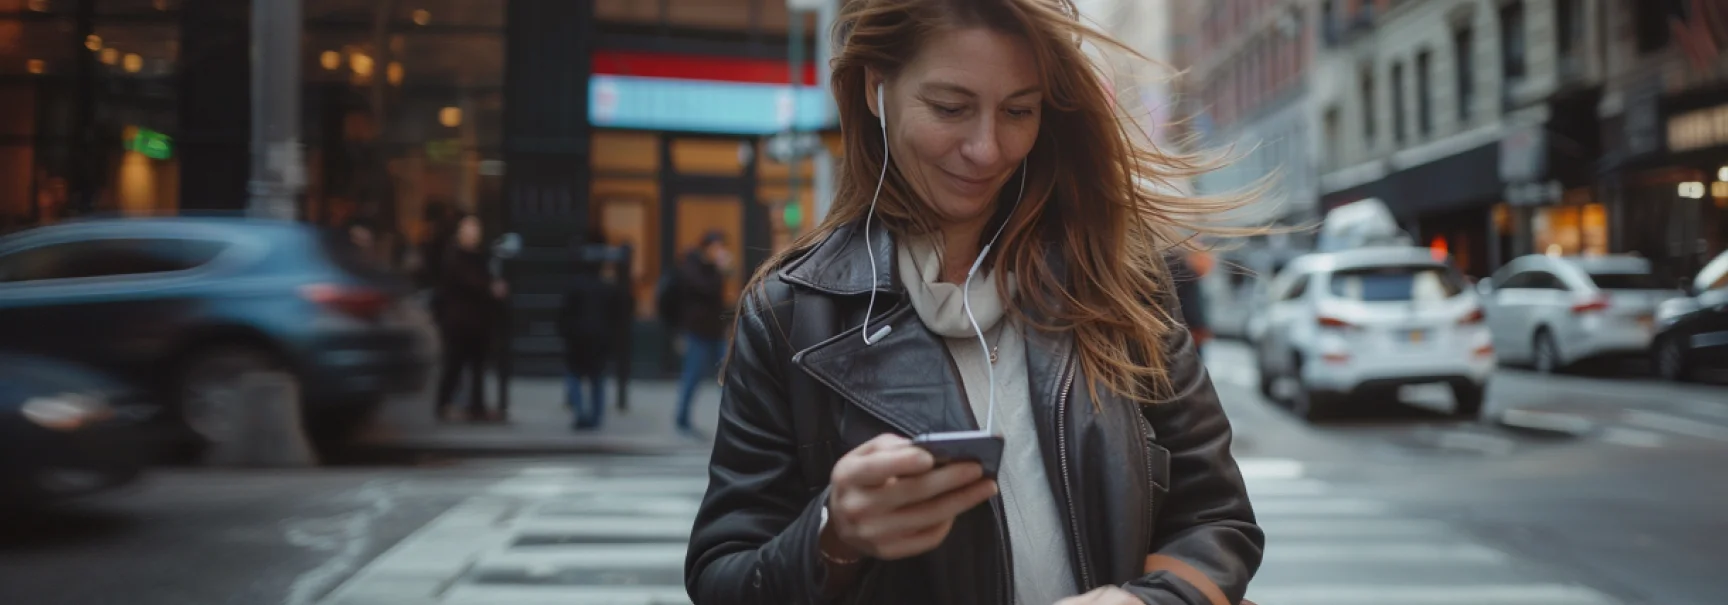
[812,0,837,224]
[787,7,804,232]
[248,0,304,220]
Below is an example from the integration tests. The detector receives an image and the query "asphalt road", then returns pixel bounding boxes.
[1206,340,1728,605]
[2,342,1724,604]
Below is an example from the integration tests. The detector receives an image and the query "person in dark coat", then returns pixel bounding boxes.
[432,214,507,422]
[671,230,731,436]
[559,238,630,430]
[1166,250,1213,357]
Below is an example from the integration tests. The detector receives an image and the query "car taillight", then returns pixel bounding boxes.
[1571,296,1611,314]
[1459,307,1486,325]
[301,284,392,320]
[1318,316,1355,330]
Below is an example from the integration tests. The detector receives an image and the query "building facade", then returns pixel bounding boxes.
[2,0,842,375]
[1597,0,1728,280]
[1176,0,1322,230]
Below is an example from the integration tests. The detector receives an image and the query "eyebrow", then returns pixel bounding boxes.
[921,82,1042,99]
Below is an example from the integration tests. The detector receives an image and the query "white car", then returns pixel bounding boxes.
[1480,255,1682,373]
[1251,247,1495,421]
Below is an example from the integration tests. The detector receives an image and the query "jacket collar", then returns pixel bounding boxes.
[786,219,1079,439]
[779,220,903,297]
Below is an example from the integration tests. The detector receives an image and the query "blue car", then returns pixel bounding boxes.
[0,217,436,452]
[0,351,157,508]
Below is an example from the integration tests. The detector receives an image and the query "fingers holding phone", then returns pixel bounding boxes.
[822,434,999,562]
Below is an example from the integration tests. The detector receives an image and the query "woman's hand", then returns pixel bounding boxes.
[821,434,998,562]
[1054,586,1143,605]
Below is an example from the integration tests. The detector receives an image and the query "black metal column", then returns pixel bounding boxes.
[178,0,251,212]
[501,0,596,379]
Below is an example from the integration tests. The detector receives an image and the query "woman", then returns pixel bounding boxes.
[433,214,507,422]
[685,0,1263,604]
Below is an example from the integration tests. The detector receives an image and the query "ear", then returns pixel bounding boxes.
[865,69,886,122]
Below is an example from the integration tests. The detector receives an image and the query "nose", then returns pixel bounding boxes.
[959,115,1004,169]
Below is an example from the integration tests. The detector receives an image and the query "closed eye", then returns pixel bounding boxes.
[930,103,966,117]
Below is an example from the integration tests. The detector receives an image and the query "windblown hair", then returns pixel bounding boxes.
[744,0,1256,404]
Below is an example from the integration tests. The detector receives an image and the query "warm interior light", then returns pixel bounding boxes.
[26,59,46,74]
[154,0,170,9]
[1679,181,1706,199]
[100,47,119,65]
[387,61,404,86]
[1718,166,1728,182]
[85,34,102,51]
[349,52,374,77]
[123,53,143,74]
[27,0,49,12]
[320,50,341,71]
[412,9,431,25]
[439,106,462,128]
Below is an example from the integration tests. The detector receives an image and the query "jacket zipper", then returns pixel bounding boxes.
[1054,356,1095,589]
[942,351,1016,604]
[1135,412,1158,553]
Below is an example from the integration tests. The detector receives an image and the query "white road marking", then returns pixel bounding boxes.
[1246,583,1618,605]
[1237,457,1305,480]
[1598,427,1666,448]
[283,482,397,605]
[1252,497,1392,516]
[1256,518,1452,538]
[1264,542,1510,564]
[1622,410,1728,442]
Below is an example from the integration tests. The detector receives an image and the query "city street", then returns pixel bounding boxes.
[3,345,1726,605]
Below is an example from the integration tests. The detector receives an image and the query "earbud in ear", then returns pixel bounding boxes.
[876,83,886,130]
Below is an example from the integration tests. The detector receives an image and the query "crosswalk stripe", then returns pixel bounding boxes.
[1264,542,1510,564]
[1255,518,1452,538]
[1246,583,1618,605]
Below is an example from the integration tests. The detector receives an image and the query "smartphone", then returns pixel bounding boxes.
[912,431,1005,480]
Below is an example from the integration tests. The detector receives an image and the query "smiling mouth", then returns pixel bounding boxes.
[944,170,996,187]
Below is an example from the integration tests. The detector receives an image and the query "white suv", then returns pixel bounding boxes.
[1250,247,1495,421]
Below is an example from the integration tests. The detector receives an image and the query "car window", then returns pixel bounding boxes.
[1281,274,1310,301]
[1328,265,1464,302]
[1587,272,1665,291]
[1501,270,1564,290]
[0,238,227,283]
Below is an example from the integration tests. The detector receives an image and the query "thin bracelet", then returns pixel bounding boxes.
[820,545,862,566]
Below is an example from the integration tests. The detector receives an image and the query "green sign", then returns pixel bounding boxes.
[125,128,173,160]
[782,203,803,229]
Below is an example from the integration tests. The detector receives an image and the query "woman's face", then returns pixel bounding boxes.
[456,217,482,249]
[874,27,1042,232]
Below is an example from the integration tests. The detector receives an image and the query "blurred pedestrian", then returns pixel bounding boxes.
[559,232,630,430]
[432,214,507,423]
[346,219,377,260]
[669,230,731,437]
[1166,249,1212,357]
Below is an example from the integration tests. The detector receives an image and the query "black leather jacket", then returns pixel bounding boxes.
[685,222,1263,605]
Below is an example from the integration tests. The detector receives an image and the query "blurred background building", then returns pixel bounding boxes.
[1,0,841,376]
[4,0,1725,371]
[1170,0,1728,282]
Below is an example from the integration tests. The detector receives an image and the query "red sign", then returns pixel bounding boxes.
[591,50,820,86]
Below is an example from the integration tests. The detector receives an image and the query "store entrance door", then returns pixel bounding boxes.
[654,135,763,376]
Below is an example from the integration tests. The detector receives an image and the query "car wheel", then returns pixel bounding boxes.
[1532,330,1562,374]
[176,346,297,453]
[1452,381,1487,420]
[1293,386,1341,422]
[1654,336,1692,382]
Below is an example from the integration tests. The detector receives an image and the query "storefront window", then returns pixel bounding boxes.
[303,0,504,267]
[1534,202,1608,257]
[0,0,180,226]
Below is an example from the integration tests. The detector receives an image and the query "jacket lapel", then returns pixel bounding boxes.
[795,300,977,438]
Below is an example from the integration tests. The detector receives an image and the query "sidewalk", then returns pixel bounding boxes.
[347,378,722,459]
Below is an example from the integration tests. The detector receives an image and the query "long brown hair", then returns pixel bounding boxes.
[743,0,1255,404]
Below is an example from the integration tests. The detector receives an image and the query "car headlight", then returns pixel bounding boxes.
[20,393,115,431]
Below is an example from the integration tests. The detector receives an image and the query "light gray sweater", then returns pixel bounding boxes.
[897,234,1078,605]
